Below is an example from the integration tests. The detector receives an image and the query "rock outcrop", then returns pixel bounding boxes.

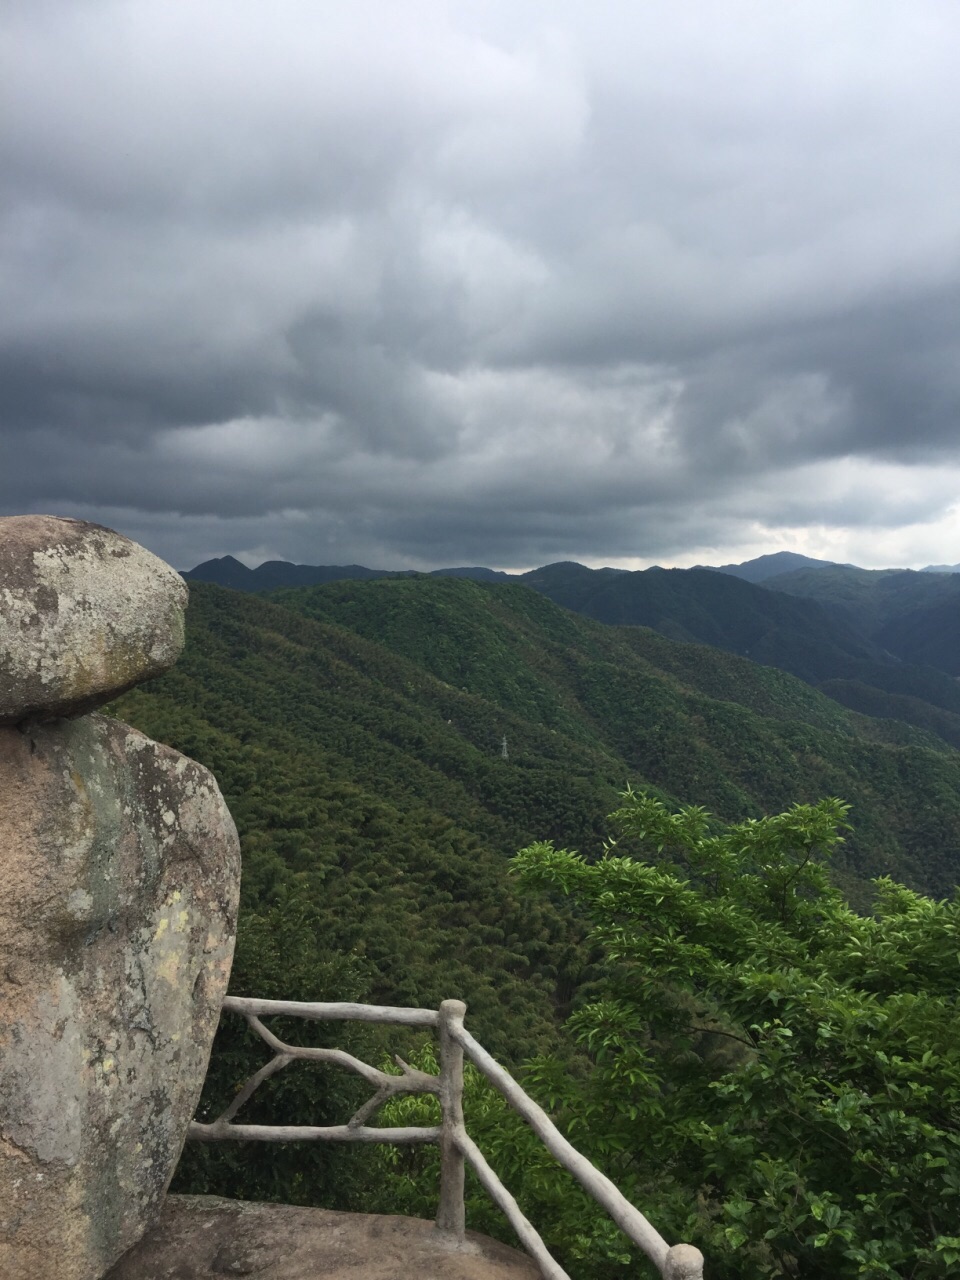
[0,516,240,1280]
[106,1196,542,1280]
[0,515,188,726]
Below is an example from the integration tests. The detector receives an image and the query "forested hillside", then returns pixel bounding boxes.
[187,553,960,749]
[766,564,960,676]
[519,563,960,748]
[111,577,960,1275]
[115,577,960,969]
[185,554,512,591]
[270,574,960,894]
[696,550,841,581]
[519,562,883,679]
[111,572,960,1019]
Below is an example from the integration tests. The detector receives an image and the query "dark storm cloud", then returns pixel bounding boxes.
[4,0,960,570]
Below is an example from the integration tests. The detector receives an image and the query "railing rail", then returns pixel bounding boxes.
[188,996,705,1280]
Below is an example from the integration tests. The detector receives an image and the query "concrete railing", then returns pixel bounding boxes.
[188,996,705,1280]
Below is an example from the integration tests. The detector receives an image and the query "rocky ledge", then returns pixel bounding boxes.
[106,1196,542,1280]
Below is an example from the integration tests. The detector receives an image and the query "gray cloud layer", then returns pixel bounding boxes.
[4,0,960,570]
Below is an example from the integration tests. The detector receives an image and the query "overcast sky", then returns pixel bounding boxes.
[4,1,960,571]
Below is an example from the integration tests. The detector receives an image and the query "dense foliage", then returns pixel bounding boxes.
[519,563,960,746]
[765,564,960,676]
[188,554,960,730]
[107,577,960,1270]
[273,575,960,894]
[510,792,960,1278]
[376,794,960,1279]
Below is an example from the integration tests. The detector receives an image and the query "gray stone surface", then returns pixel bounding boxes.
[107,1196,543,1280]
[0,713,241,1280]
[0,515,188,725]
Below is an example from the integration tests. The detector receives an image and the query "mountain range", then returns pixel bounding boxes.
[184,554,512,591]
[120,572,960,928]
[106,565,960,1252]
[108,550,960,1230]
[184,551,960,749]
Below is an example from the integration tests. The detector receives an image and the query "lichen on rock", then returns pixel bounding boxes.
[0,715,240,1280]
[0,515,188,726]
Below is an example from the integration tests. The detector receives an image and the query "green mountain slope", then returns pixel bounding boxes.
[110,577,960,1224]
[766,563,960,625]
[184,555,960,737]
[268,575,960,896]
[110,575,960,1029]
[518,562,960,746]
[818,678,960,745]
[767,564,960,675]
[875,593,960,676]
[519,563,885,680]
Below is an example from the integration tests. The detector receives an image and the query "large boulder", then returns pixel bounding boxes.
[0,515,188,726]
[0,713,240,1280]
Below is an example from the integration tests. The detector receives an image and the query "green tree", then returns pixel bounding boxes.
[510,791,960,1279]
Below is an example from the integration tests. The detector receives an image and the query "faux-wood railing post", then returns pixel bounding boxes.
[435,998,467,1244]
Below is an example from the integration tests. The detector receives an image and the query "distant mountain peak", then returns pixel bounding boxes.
[183,556,257,587]
[696,552,842,583]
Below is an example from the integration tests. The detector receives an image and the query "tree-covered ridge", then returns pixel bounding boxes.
[108,578,960,1251]
[269,575,960,895]
[269,574,911,747]
[184,554,512,591]
[185,554,960,744]
[510,563,960,749]
[112,584,610,1054]
[517,563,884,678]
[765,564,960,677]
[764,563,960,632]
